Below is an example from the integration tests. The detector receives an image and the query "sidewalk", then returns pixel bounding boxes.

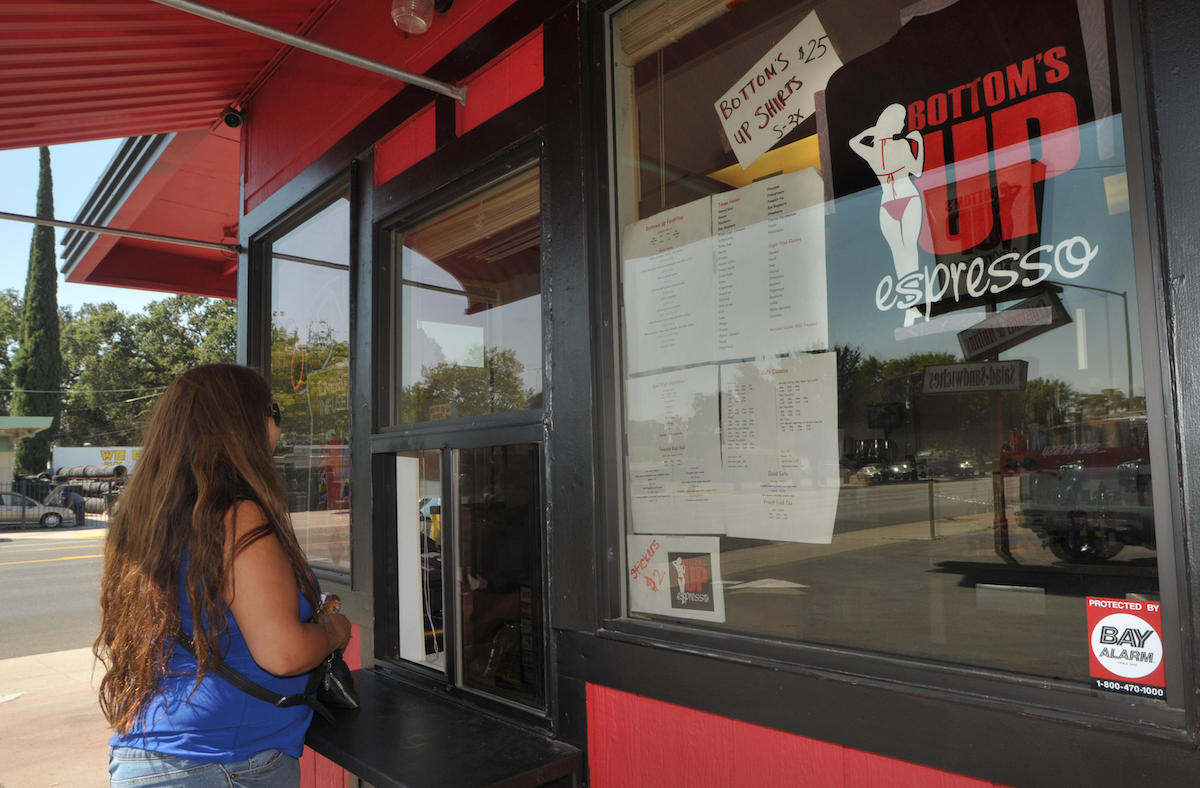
[1,520,111,787]
[0,647,111,787]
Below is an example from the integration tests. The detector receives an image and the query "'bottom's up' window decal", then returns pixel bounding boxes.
[629,535,725,622]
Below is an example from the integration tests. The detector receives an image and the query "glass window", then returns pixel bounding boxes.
[397,450,444,670]
[383,163,547,712]
[269,193,352,574]
[456,443,544,708]
[611,0,1169,700]
[390,165,542,424]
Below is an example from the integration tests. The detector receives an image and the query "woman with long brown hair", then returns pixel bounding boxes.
[95,363,350,786]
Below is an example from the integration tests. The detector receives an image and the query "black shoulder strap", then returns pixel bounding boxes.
[174,631,333,723]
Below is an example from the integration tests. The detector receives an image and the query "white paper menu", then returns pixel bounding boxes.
[623,169,828,375]
[713,168,827,360]
[622,197,716,375]
[719,351,840,543]
[626,365,725,534]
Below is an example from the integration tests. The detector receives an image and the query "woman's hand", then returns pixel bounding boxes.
[316,610,352,653]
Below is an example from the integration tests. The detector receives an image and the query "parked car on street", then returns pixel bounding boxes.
[0,491,73,528]
[856,465,884,484]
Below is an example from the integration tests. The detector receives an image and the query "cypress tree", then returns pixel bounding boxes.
[11,146,61,475]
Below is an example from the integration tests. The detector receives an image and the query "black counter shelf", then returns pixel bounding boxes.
[305,668,583,787]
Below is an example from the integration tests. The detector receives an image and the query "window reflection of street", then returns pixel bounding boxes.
[709,472,1156,680]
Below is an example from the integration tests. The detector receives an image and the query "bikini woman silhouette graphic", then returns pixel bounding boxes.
[850,103,925,326]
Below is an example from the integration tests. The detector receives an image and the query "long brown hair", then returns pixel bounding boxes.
[94,363,319,734]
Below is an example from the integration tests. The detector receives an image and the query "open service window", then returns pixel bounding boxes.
[265,184,352,575]
[383,161,548,713]
[609,0,1177,706]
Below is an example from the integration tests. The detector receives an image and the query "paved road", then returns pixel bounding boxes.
[834,476,992,533]
[0,523,105,659]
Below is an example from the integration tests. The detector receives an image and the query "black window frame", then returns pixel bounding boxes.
[369,134,555,724]
[590,0,1194,738]
[246,170,357,586]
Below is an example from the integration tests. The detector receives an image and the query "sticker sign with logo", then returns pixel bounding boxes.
[824,0,1112,325]
[627,534,725,622]
[1086,596,1165,699]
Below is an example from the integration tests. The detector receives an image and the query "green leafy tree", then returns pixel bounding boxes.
[11,147,61,474]
[57,296,237,446]
[268,318,351,446]
[59,302,144,445]
[0,288,22,414]
[401,347,534,422]
[1017,377,1080,428]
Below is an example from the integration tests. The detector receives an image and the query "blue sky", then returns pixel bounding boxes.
[0,139,167,315]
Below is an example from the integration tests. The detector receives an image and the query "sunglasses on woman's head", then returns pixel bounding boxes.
[269,401,282,426]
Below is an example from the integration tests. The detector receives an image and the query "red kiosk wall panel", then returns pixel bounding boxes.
[244,0,518,213]
[299,624,362,788]
[586,684,1003,787]
[374,104,436,186]
[456,28,543,136]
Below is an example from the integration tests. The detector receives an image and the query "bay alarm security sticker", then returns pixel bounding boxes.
[1086,597,1165,699]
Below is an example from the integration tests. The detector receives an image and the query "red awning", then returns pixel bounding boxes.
[1,1,334,297]
[0,1,332,151]
[60,128,241,298]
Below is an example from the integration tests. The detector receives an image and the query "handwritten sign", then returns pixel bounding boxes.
[627,534,725,623]
[714,11,842,170]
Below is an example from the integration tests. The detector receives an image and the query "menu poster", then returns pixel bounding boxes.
[626,366,724,535]
[622,197,716,375]
[714,11,844,170]
[713,169,828,359]
[628,534,726,623]
[720,352,840,543]
[623,169,830,378]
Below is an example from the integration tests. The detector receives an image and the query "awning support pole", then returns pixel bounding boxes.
[148,0,468,105]
[0,211,241,255]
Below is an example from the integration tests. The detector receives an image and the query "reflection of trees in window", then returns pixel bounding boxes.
[836,346,1146,464]
[270,319,352,516]
[400,347,535,423]
[1020,378,1078,427]
[271,321,351,435]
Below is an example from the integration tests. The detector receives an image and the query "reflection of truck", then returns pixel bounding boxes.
[997,417,1153,561]
[50,446,141,514]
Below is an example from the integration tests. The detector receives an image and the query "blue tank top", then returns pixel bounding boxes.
[111,576,316,762]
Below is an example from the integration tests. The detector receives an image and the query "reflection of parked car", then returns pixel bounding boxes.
[999,417,1153,562]
[0,492,72,528]
[856,465,883,484]
[952,459,976,478]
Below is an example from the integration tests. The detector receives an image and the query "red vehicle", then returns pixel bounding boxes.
[997,417,1154,561]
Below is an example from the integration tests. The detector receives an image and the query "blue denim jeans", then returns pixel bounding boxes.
[108,746,300,787]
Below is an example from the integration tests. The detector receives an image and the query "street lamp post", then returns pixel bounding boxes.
[1050,281,1133,404]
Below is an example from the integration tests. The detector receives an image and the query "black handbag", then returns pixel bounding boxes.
[308,649,360,713]
[175,632,358,724]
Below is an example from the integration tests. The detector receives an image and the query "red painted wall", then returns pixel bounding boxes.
[456,28,543,136]
[244,0,519,212]
[300,623,363,788]
[586,684,1006,788]
[375,103,437,187]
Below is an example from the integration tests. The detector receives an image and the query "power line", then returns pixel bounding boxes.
[0,386,166,394]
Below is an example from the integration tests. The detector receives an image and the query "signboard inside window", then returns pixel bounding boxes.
[611,0,1165,697]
